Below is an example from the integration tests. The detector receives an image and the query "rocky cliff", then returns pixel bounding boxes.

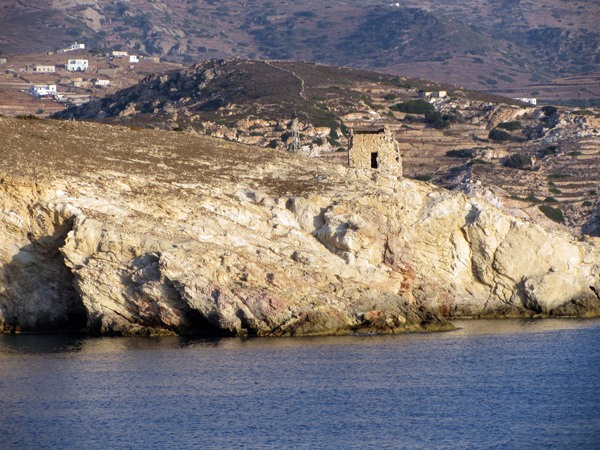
[1,117,599,336]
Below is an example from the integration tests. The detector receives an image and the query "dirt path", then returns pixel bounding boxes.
[264,60,307,101]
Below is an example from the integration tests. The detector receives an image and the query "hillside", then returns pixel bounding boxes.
[55,59,600,236]
[1,0,599,103]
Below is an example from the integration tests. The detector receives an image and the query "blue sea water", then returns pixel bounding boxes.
[1,319,599,450]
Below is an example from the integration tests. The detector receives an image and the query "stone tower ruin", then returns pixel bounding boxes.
[348,126,402,176]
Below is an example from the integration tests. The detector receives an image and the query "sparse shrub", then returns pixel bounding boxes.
[589,190,598,196]
[542,105,558,116]
[15,114,39,120]
[503,153,530,169]
[390,100,434,114]
[582,200,593,207]
[539,205,565,223]
[544,197,558,203]
[525,195,542,204]
[425,111,450,129]
[470,159,493,165]
[404,114,418,123]
[547,173,571,179]
[543,146,557,155]
[384,93,396,101]
[497,121,523,131]
[446,149,475,158]
[489,128,511,142]
[267,139,279,148]
[574,110,594,116]
[549,187,562,194]
[415,175,432,181]
[569,151,582,156]
[172,126,184,132]
[336,147,346,152]
[425,110,460,129]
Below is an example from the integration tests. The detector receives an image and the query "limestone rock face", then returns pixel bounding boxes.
[1,117,599,335]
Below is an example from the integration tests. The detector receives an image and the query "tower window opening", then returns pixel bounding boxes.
[371,152,379,169]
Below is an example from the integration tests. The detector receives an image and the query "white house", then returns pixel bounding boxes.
[29,85,57,98]
[515,97,537,105]
[129,55,139,63]
[35,65,56,73]
[67,59,88,71]
[112,51,128,57]
[58,42,85,53]
[68,42,85,50]
[95,79,110,86]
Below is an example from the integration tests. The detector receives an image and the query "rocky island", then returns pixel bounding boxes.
[1,115,599,336]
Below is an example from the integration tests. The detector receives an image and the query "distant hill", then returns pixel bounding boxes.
[53,58,521,130]
[1,0,599,103]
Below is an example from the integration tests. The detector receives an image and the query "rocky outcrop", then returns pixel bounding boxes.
[1,117,599,336]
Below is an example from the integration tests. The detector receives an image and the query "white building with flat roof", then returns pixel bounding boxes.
[129,55,139,63]
[29,84,57,97]
[67,59,88,71]
[515,97,537,105]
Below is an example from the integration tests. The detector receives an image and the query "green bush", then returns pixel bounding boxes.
[543,146,557,155]
[503,153,530,168]
[489,128,511,142]
[549,187,562,194]
[547,173,571,179]
[544,197,558,203]
[542,106,558,116]
[497,121,522,131]
[404,114,419,123]
[384,93,396,101]
[582,200,592,207]
[267,139,279,148]
[390,100,434,114]
[446,149,475,158]
[538,205,565,223]
[424,110,460,129]
[569,151,582,156]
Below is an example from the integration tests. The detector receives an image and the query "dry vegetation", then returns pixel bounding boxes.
[1,0,598,102]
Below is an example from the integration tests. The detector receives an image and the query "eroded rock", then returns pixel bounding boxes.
[1,117,599,336]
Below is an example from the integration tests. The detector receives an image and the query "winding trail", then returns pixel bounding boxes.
[263,60,307,101]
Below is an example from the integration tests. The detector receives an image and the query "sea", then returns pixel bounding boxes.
[1,319,599,450]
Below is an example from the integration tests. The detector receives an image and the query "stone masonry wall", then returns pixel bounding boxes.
[349,128,402,176]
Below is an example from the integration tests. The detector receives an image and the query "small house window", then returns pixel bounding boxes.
[371,152,378,169]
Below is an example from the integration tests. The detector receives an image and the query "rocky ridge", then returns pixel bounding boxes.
[55,60,600,235]
[1,117,600,335]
